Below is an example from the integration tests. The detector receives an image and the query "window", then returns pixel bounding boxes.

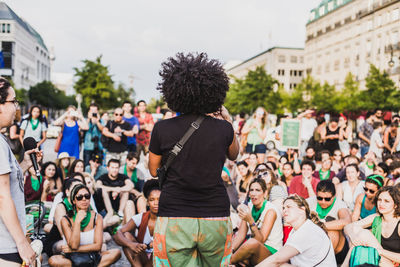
[6,24,10,33]
[290,70,293,76]
[319,6,325,16]
[290,56,297,63]
[325,63,330,73]
[310,11,316,21]
[1,24,5,33]
[278,55,286,63]
[328,2,333,11]
[391,31,399,45]
[367,20,373,31]
[368,0,374,11]
[316,65,322,75]
[299,70,303,77]
[300,56,304,63]
[366,40,372,57]
[392,9,399,21]
[377,15,382,27]
[294,70,298,76]
[344,57,350,68]
[337,0,343,5]
[334,60,340,71]
[37,61,40,78]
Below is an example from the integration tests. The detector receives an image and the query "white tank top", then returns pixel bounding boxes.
[342,180,365,211]
[63,214,96,246]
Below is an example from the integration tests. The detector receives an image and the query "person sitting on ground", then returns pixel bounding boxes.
[231,178,283,266]
[257,168,287,207]
[257,194,337,266]
[121,152,147,214]
[85,154,108,180]
[331,149,344,174]
[56,152,74,181]
[336,163,365,211]
[69,159,85,175]
[280,162,295,189]
[288,160,319,199]
[352,174,384,221]
[374,162,391,186]
[344,186,400,267]
[96,159,134,226]
[313,158,336,181]
[114,179,160,267]
[235,160,253,201]
[360,151,378,178]
[48,184,121,267]
[41,161,62,202]
[24,165,45,203]
[307,180,351,265]
[334,155,366,183]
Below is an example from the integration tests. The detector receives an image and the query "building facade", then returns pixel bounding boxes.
[0,2,51,89]
[226,47,305,90]
[305,0,400,88]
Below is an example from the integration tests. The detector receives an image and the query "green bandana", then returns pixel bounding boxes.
[30,118,39,131]
[278,168,283,177]
[31,175,42,192]
[251,199,267,223]
[319,169,331,180]
[73,210,92,231]
[63,198,74,214]
[366,162,374,169]
[372,216,382,243]
[316,197,336,219]
[124,164,137,184]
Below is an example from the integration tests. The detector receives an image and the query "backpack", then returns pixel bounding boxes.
[349,246,380,267]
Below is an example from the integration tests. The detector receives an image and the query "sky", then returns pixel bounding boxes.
[7,0,321,102]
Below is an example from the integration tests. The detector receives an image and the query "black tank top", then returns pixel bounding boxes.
[381,220,400,253]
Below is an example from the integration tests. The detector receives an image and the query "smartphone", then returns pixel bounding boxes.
[92,113,98,118]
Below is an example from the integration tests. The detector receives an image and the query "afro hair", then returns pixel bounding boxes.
[143,179,161,199]
[157,52,229,114]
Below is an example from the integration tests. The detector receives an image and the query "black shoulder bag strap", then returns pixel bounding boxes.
[157,115,205,189]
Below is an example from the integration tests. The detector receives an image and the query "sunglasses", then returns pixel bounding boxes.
[114,113,123,116]
[317,196,332,202]
[76,193,90,201]
[364,187,376,194]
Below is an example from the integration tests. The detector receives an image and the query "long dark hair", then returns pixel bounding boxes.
[40,161,60,181]
[28,105,44,122]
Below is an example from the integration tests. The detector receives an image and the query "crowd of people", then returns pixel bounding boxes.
[1,52,400,267]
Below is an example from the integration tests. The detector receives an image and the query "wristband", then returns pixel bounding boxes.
[250,222,257,228]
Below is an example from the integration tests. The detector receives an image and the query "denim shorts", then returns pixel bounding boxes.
[245,143,267,154]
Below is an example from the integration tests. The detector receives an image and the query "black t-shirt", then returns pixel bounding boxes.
[98,173,129,188]
[149,114,234,217]
[106,120,132,153]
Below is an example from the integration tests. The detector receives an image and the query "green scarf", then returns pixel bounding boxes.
[251,199,267,223]
[319,169,331,180]
[316,197,336,219]
[63,198,74,214]
[372,216,382,243]
[31,175,42,192]
[73,209,92,231]
[278,168,283,177]
[366,162,375,170]
[30,118,40,131]
[124,164,137,184]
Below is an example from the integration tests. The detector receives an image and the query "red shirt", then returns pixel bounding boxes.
[135,112,154,146]
[288,175,319,199]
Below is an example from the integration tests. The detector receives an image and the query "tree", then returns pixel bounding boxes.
[73,56,118,111]
[147,96,166,113]
[225,66,281,114]
[360,64,398,110]
[15,88,28,106]
[334,72,361,113]
[28,81,76,109]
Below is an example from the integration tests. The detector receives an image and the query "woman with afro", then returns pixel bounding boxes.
[148,52,239,266]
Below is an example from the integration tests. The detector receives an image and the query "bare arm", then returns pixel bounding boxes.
[53,112,67,126]
[149,152,162,177]
[9,125,19,140]
[102,126,117,138]
[358,131,370,145]
[232,220,248,252]
[74,215,103,252]
[257,209,277,243]
[114,219,138,247]
[19,129,25,146]
[37,131,47,147]
[351,194,363,222]
[256,245,299,267]
[344,213,377,242]
[325,208,351,231]
[383,129,391,151]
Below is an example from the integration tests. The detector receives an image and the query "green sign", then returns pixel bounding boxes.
[281,119,301,149]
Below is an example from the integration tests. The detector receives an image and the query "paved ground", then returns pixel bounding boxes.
[40,138,131,266]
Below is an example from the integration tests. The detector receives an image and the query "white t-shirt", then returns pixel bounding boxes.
[132,213,153,253]
[342,180,365,211]
[300,117,317,141]
[286,220,337,267]
[369,130,383,158]
[307,197,348,222]
[248,201,283,250]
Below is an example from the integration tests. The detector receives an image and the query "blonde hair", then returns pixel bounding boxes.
[252,107,268,129]
[82,172,96,192]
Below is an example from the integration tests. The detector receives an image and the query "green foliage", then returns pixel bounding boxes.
[15,88,28,106]
[73,56,134,111]
[147,96,166,113]
[335,72,361,112]
[225,66,280,114]
[28,81,76,109]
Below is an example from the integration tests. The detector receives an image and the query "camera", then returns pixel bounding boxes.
[92,113,98,118]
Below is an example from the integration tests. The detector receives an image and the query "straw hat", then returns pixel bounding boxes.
[56,152,75,165]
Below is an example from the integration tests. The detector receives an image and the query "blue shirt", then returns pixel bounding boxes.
[123,116,139,145]
[83,120,103,151]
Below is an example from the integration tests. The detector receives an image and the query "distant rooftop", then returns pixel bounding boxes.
[0,2,48,51]
[308,0,354,25]
[227,46,304,71]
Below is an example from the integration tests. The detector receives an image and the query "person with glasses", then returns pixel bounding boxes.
[231,178,283,266]
[48,184,121,266]
[352,174,384,221]
[0,77,42,266]
[53,105,89,159]
[102,107,135,166]
[307,180,351,264]
[85,153,107,180]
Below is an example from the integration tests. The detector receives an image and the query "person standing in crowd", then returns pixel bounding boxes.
[352,174,384,221]
[241,107,268,163]
[0,77,38,266]
[48,184,121,266]
[102,107,135,165]
[289,160,319,199]
[339,114,352,156]
[359,111,375,158]
[135,100,154,157]
[257,195,337,266]
[307,180,351,265]
[336,164,365,211]
[321,116,340,155]
[54,105,89,159]
[114,179,160,267]
[83,103,104,167]
[149,53,239,266]
[369,121,384,161]
[85,154,108,180]
[231,178,283,265]
[297,109,317,158]
[383,122,398,157]
[19,105,47,148]
[122,101,139,153]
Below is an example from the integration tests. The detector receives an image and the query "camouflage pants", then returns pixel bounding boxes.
[153,217,232,267]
